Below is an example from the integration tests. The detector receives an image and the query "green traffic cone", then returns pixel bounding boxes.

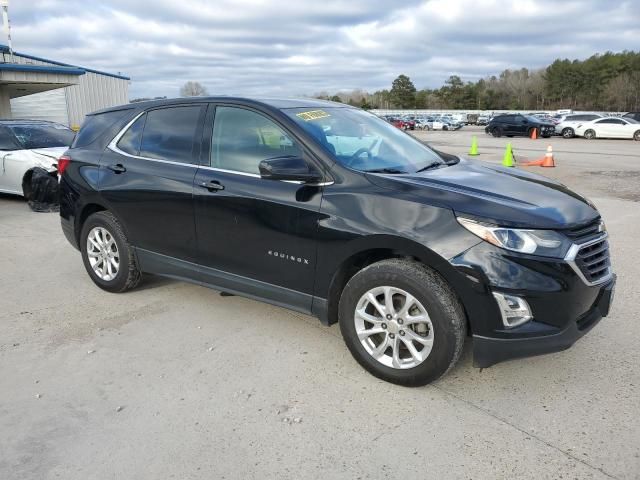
[469,135,479,156]
[502,143,515,167]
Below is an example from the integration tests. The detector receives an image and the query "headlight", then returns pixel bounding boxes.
[457,217,571,258]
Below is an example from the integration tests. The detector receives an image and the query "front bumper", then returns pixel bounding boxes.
[473,276,615,367]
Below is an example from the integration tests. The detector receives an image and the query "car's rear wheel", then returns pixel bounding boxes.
[584,129,596,140]
[80,211,141,293]
[634,130,640,141]
[562,127,575,138]
[491,126,502,137]
[338,259,466,386]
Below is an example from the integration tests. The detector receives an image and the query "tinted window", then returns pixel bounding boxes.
[117,114,146,156]
[583,115,601,121]
[211,107,302,174]
[497,115,513,122]
[139,106,202,163]
[597,119,615,124]
[73,109,133,148]
[0,127,21,150]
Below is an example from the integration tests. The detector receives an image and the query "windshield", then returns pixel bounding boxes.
[8,124,75,149]
[284,107,446,173]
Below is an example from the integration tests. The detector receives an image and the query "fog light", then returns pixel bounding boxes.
[492,292,533,328]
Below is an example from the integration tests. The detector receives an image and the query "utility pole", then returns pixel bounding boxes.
[1,0,14,62]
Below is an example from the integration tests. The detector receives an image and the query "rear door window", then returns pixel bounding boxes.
[139,106,203,163]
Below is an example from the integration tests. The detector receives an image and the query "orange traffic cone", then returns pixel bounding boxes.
[521,145,555,167]
[530,128,538,140]
[541,145,555,167]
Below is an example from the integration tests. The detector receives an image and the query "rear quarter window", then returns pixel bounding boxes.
[72,108,134,148]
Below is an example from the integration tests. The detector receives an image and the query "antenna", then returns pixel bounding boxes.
[1,0,13,62]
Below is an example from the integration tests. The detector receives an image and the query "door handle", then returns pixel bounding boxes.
[199,180,225,192]
[107,163,126,173]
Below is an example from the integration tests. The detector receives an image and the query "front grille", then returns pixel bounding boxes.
[573,237,611,284]
[565,218,602,241]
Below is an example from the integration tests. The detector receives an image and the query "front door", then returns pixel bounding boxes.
[193,105,325,312]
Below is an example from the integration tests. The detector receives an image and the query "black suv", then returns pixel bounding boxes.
[59,97,615,386]
[486,114,555,138]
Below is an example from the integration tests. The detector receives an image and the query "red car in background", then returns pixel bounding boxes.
[383,116,412,130]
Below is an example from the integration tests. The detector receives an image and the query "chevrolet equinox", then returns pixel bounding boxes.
[59,97,615,386]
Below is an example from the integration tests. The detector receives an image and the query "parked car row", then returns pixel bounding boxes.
[483,112,640,140]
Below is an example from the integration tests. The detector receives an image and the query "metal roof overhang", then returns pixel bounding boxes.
[0,63,85,98]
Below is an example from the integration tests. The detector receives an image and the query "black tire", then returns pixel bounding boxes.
[562,127,574,138]
[584,129,596,140]
[80,211,141,293]
[491,126,502,137]
[338,259,466,387]
[634,130,640,141]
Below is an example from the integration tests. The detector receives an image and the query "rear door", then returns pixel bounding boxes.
[193,104,326,311]
[100,104,206,263]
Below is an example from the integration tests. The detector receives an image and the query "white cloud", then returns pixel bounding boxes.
[6,0,638,99]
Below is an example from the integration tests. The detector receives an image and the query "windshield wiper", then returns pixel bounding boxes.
[364,167,408,174]
[415,161,444,173]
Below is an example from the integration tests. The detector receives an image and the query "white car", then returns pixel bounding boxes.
[574,117,640,140]
[0,120,74,198]
[555,113,603,138]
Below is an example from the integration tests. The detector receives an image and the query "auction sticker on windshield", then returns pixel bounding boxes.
[296,110,331,121]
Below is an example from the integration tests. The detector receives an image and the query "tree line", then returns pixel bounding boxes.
[314,51,640,112]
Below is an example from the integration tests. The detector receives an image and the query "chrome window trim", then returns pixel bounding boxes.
[564,232,612,286]
[107,113,334,186]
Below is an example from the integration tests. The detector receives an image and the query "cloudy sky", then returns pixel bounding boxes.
[7,0,639,99]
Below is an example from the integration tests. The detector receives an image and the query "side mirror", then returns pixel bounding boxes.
[259,156,322,183]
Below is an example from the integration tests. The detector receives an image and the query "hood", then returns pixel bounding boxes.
[365,158,599,229]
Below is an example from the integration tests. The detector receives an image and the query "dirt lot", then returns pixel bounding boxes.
[1,129,639,479]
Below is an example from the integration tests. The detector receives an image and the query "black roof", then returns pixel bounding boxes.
[91,96,350,116]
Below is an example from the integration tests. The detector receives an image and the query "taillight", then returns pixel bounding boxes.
[57,155,71,175]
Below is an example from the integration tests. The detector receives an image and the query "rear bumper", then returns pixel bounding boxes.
[61,216,79,250]
[472,276,615,367]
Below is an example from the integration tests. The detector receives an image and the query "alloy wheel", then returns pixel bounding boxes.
[354,286,434,369]
[86,226,120,281]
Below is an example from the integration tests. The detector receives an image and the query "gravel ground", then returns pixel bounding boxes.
[1,129,639,479]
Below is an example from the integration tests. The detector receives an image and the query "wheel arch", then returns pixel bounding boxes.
[319,235,468,327]
[75,202,109,245]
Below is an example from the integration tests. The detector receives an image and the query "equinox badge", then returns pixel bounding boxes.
[268,250,309,265]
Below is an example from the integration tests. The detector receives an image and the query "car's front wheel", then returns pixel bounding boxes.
[338,259,466,386]
[584,129,596,139]
[80,211,141,293]
[634,130,640,141]
[491,126,502,137]
[562,127,575,138]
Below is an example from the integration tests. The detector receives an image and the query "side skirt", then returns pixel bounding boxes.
[135,248,322,317]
